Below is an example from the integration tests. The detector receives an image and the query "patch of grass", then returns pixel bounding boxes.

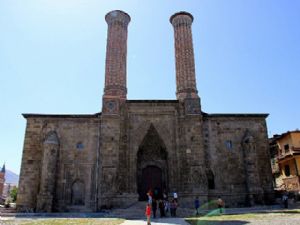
[185,211,300,225]
[186,213,259,224]
[0,218,124,225]
[273,209,300,214]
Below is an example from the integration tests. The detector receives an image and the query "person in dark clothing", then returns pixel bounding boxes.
[217,196,224,214]
[194,196,200,215]
[170,199,177,217]
[152,199,157,218]
[158,200,165,217]
[282,192,289,208]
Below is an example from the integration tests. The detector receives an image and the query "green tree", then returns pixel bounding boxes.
[10,187,18,202]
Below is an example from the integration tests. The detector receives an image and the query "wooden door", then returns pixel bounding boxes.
[139,166,162,200]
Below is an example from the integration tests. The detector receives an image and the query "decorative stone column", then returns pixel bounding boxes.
[170,12,199,101]
[102,10,130,114]
[36,132,59,212]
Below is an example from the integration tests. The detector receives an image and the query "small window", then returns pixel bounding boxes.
[225,140,233,150]
[284,144,289,153]
[284,165,290,176]
[76,142,84,150]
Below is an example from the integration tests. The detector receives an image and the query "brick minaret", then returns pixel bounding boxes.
[170,12,199,101]
[0,163,5,197]
[102,10,130,114]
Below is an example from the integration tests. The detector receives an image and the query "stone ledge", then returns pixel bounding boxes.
[203,113,269,118]
[22,113,101,118]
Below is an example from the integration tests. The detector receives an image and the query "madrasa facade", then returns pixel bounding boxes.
[17,10,274,212]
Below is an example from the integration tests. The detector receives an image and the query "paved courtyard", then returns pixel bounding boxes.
[1,212,300,225]
[1,204,300,225]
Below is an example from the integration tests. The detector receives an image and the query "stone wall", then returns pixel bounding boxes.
[17,118,44,212]
[17,115,100,212]
[101,100,207,208]
[203,114,274,206]
[17,108,274,211]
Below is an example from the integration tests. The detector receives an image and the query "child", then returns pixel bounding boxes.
[145,203,151,225]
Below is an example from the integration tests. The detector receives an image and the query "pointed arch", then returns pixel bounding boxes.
[137,124,167,161]
[206,169,215,190]
[44,131,59,145]
[71,180,85,205]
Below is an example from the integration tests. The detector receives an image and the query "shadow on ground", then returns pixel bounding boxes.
[123,218,190,225]
[186,219,249,225]
[266,210,300,214]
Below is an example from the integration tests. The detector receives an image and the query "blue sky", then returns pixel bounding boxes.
[0,0,299,174]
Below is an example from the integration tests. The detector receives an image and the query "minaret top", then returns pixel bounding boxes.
[105,10,131,26]
[1,163,5,173]
[170,11,194,26]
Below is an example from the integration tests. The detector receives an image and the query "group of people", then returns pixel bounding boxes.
[150,198,178,218]
[146,192,225,225]
[145,190,178,225]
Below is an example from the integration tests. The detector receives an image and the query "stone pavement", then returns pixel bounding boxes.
[121,218,189,225]
[108,201,297,219]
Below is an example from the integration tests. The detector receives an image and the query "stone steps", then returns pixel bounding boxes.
[110,201,195,219]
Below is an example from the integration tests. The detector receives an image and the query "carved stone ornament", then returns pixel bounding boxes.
[103,99,118,114]
[185,98,201,114]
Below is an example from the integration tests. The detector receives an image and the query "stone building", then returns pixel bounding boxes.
[17,10,274,212]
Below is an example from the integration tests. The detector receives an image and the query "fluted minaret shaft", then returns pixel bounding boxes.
[104,10,130,100]
[170,12,199,100]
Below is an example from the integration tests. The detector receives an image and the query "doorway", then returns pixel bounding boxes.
[139,166,162,200]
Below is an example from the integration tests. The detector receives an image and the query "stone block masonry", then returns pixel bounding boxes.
[17,10,274,212]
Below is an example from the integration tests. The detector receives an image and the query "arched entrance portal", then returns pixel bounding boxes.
[137,124,168,201]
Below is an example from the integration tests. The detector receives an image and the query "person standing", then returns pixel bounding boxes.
[170,199,178,217]
[217,196,224,214]
[194,196,200,215]
[152,199,157,218]
[158,200,165,217]
[163,190,168,201]
[173,191,178,203]
[145,203,151,225]
[282,192,289,208]
[154,188,159,200]
[147,192,152,205]
[164,200,170,216]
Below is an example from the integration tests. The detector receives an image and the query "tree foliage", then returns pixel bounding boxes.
[10,186,18,202]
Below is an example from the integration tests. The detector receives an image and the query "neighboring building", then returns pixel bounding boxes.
[17,10,274,212]
[270,131,300,193]
[0,163,5,198]
[269,135,282,190]
[2,183,17,200]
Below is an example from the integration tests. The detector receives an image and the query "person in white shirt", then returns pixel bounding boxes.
[173,191,178,203]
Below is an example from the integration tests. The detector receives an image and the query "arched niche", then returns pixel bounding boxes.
[71,180,85,205]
